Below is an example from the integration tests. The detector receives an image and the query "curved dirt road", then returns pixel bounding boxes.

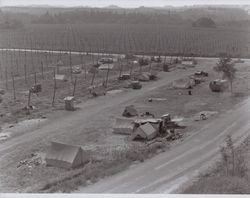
[76,97,250,193]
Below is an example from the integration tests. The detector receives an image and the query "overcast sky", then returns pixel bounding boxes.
[2,0,250,7]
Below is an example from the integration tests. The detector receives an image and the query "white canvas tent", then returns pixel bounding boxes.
[172,77,195,89]
[113,118,134,135]
[131,123,157,141]
[98,64,114,70]
[55,74,67,81]
[45,142,88,169]
[56,60,64,66]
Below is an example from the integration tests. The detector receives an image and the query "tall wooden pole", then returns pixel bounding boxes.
[11,73,16,101]
[52,68,56,106]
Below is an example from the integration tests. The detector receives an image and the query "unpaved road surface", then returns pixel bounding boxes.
[76,97,250,193]
[0,63,205,192]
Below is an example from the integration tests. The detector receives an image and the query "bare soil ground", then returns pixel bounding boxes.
[0,57,250,193]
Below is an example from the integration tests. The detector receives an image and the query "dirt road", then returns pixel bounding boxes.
[76,96,250,193]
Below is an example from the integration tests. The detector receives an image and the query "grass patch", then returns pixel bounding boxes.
[28,141,168,193]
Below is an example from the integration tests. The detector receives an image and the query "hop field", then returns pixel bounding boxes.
[0,23,249,57]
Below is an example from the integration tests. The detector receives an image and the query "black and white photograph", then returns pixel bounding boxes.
[1,0,250,195]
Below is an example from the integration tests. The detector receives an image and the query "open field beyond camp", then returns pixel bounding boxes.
[1,53,250,192]
[1,24,250,57]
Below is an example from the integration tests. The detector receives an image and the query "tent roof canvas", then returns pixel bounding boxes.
[56,60,64,66]
[132,123,157,141]
[172,78,195,89]
[46,142,84,168]
[140,123,157,137]
[134,118,161,125]
[113,118,134,135]
[98,64,114,70]
[55,74,66,81]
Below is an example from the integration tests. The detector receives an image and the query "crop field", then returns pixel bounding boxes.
[0,23,250,57]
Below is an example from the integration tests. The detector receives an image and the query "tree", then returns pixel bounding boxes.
[214,56,237,93]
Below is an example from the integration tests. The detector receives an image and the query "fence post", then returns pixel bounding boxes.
[11,73,16,101]
[5,68,8,90]
[73,76,77,96]
[52,68,56,106]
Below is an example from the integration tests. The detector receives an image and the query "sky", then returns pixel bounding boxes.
[1,0,250,8]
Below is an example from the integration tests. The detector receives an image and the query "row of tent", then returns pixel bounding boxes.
[113,117,163,141]
[45,119,161,169]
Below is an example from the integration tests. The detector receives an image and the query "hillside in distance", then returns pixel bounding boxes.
[1,5,249,26]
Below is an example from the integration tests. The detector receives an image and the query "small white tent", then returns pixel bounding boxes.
[172,77,195,89]
[45,142,89,169]
[131,123,157,141]
[113,118,134,135]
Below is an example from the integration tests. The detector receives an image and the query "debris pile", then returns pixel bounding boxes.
[115,106,185,142]
[122,105,138,117]
[88,86,106,97]
[72,65,82,74]
[17,153,43,168]
[193,111,218,121]
[30,84,42,93]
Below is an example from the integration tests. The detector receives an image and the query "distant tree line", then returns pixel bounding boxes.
[31,9,185,24]
[0,14,24,29]
[1,6,250,28]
